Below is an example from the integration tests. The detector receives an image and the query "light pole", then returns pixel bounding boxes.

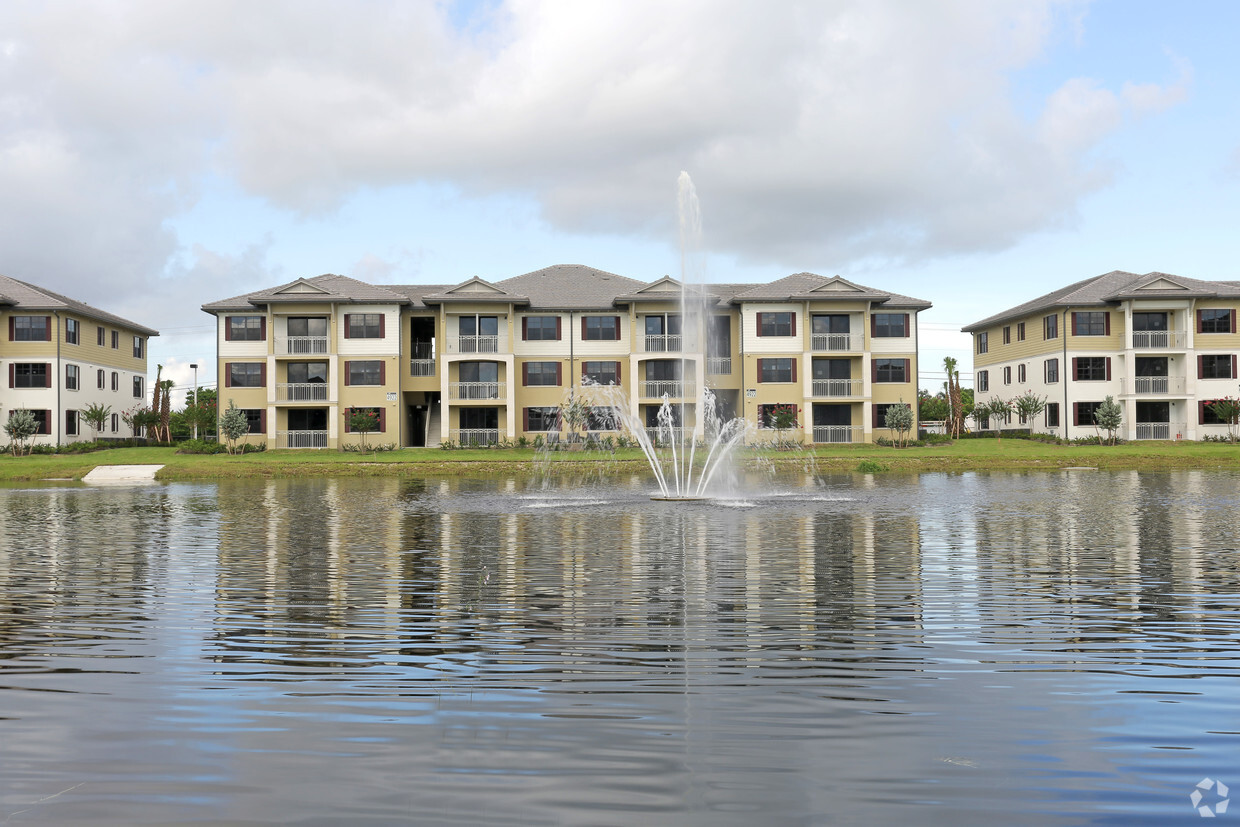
[190,363,198,441]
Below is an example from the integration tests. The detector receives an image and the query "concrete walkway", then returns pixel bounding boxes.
[81,464,165,483]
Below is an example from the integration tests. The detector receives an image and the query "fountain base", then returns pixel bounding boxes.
[650,495,712,502]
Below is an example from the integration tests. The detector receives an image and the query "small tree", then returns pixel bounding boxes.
[1012,391,1047,429]
[181,387,217,441]
[883,401,914,447]
[346,408,379,451]
[218,400,250,455]
[561,390,588,444]
[768,403,799,449]
[81,402,112,441]
[4,409,38,456]
[1094,395,1123,445]
[1208,396,1240,442]
[973,397,1012,440]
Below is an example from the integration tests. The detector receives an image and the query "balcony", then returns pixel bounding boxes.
[811,333,863,352]
[456,335,499,354]
[281,336,329,355]
[644,426,687,446]
[1131,331,1187,349]
[452,428,499,447]
[450,381,504,401]
[643,334,682,353]
[277,383,329,402]
[706,357,732,375]
[813,425,857,444]
[410,359,435,377]
[1135,422,1180,440]
[640,381,697,400]
[1121,376,1186,395]
[278,430,329,449]
[811,379,864,398]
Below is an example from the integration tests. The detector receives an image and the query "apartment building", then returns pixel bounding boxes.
[1,275,158,445]
[963,270,1240,440]
[201,265,929,449]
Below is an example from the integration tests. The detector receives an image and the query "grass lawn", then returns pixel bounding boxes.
[1,438,1238,483]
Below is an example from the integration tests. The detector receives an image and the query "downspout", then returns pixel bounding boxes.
[54,311,62,444]
[397,305,404,448]
[1062,309,1069,440]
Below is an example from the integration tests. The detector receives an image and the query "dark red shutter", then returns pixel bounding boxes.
[344,361,351,386]
[555,317,562,340]
[224,363,232,387]
[1071,313,1079,336]
[555,363,562,385]
[522,362,529,385]
[757,313,766,337]
[379,315,385,337]
[871,315,877,338]
[260,317,267,340]
[44,364,51,388]
[44,319,51,342]
[1071,357,1077,380]
[378,409,386,432]
[614,362,621,383]
[1200,401,1207,423]
[790,359,797,383]
[523,408,530,431]
[1104,313,1110,336]
[757,358,766,383]
[1104,357,1111,381]
[872,405,880,428]
[1198,355,1204,379]
[902,314,909,337]
[789,314,796,337]
[870,359,878,382]
[581,318,588,339]
[344,408,351,433]
[224,317,233,340]
[521,318,528,340]
[7,364,12,387]
[1233,355,1237,379]
[344,315,353,338]
[611,317,620,340]
[260,410,267,433]
[1232,310,1238,334]
[378,362,386,383]
[1197,310,1204,333]
[1072,403,1079,426]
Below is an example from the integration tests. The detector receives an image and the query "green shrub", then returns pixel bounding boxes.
[856,459,889,472]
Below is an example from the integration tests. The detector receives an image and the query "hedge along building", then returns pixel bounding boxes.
[0,274,158,445]
[202,266,929,449]
[963,270,1240,441]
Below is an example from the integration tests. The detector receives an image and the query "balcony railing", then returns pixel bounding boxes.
[643,334,682,353]
[811,379,864,398]
[645,426,687,446]
[278,430,329,449]
[813,425,856,444]
[1131,331,1187,349]
[456,335,499,354]
[640,381,696,399]
[282,336,329,355]
[811,333,863,352]
[410,359,435,377]
[277,382,329,402]
[1122,376,1186,395]
[706,356,732,375]
[1135,422,1176,440]
[450,381,504,400]
[452,428,499,447]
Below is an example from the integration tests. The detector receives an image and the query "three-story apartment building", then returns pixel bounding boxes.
[203,266,929,448]
[1,275,158,445]
[964,270,1240,440]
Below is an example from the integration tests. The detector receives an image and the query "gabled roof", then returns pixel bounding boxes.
[421,275,529,306]
[962,270,1240,331]
[730,272,931,309]
[615,275,721,305]
[495,264,647,310]
[0,274,159,336]
[201,274,409,312]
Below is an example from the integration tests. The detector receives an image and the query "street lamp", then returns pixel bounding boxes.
[190,363,199,441]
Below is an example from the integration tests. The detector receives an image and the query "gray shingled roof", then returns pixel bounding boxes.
[0,274,159,336]
[420,276,530,306]
[961,270,1240,332]
[496,264,648,310]
[729,272,931,309]
[201,274,410,312]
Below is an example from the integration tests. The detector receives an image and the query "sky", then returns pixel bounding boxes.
[2,0,1237,401]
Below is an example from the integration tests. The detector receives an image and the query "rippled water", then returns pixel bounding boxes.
[1,470,1238,825]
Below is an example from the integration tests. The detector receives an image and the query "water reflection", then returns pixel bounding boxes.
[0,471,1238,824]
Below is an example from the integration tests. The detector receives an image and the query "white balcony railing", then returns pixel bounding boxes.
[410,359,435,377]
[643,334,682,353]
[641,381,696,399]
[456,335,499,354]
[450,381,504,400]
[282,336,329,355]
[811,333,863,352]
[277,382,329,402]
[645,426,687,446]
[452,428,499,447]
[706,357,732,375]
[813,425,856,444]
[1131,331,1187,349]
[811,379,864,398]
[1122,376,1187,395]
[278,430,329,449]
[1135,422,1176,440]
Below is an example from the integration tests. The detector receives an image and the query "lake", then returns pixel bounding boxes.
[1,469,1237,825]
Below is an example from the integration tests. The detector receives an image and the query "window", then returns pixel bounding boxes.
[874,358,907,383]
[586,407,619,432]
[345,314,384,338]
[759,357,796,383]
[287,362,328,384]
[12,363,48,388]
[525,407,559,432]
[111,371,119,391]
[11,409,49,435]
[458,361,498,384]
[1017,322,1025,342]
[1075,401,1102,426]
[1017,364,1026,383]
[1074,357,1110,381]
[1132,312,1168,332]
[1002,366,1011,385]
[1072,312,1108,336]
[644,315,682,336]
[65,364,79,390]
[243,410,264,434]
[287,317,328,337]
[523,316,560,341]
[11,316,50,342]
[1045,403,1060,428]
[228,363,264,387]
[97,368,105,389]
[758,312,794,337]
[1003,326,1011,345]
[976,332,988,354]
[66,318,79,345]
[1199,309,1234,334]
[977,370,989,392]
[872,313,907,338]
[344,407,384,433]
[97,326,106,346]
[133,336,144,358]
[133,376,144,398]
[583,316,620,341]
[523,361,560,386]
[347,360,383,385]
[583,361,619,385]
[1200,355,1236,380]
[1044,314,1058,340]
[111,413,119,432]
[228,316,265,341]
[1045,358,1059,384]
[65,410,78,436]
[111,330,119,349]
[758,403,797,429]
[874,403,911,429]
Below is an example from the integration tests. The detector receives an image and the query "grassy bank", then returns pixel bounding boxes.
[1,439,1238,483]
